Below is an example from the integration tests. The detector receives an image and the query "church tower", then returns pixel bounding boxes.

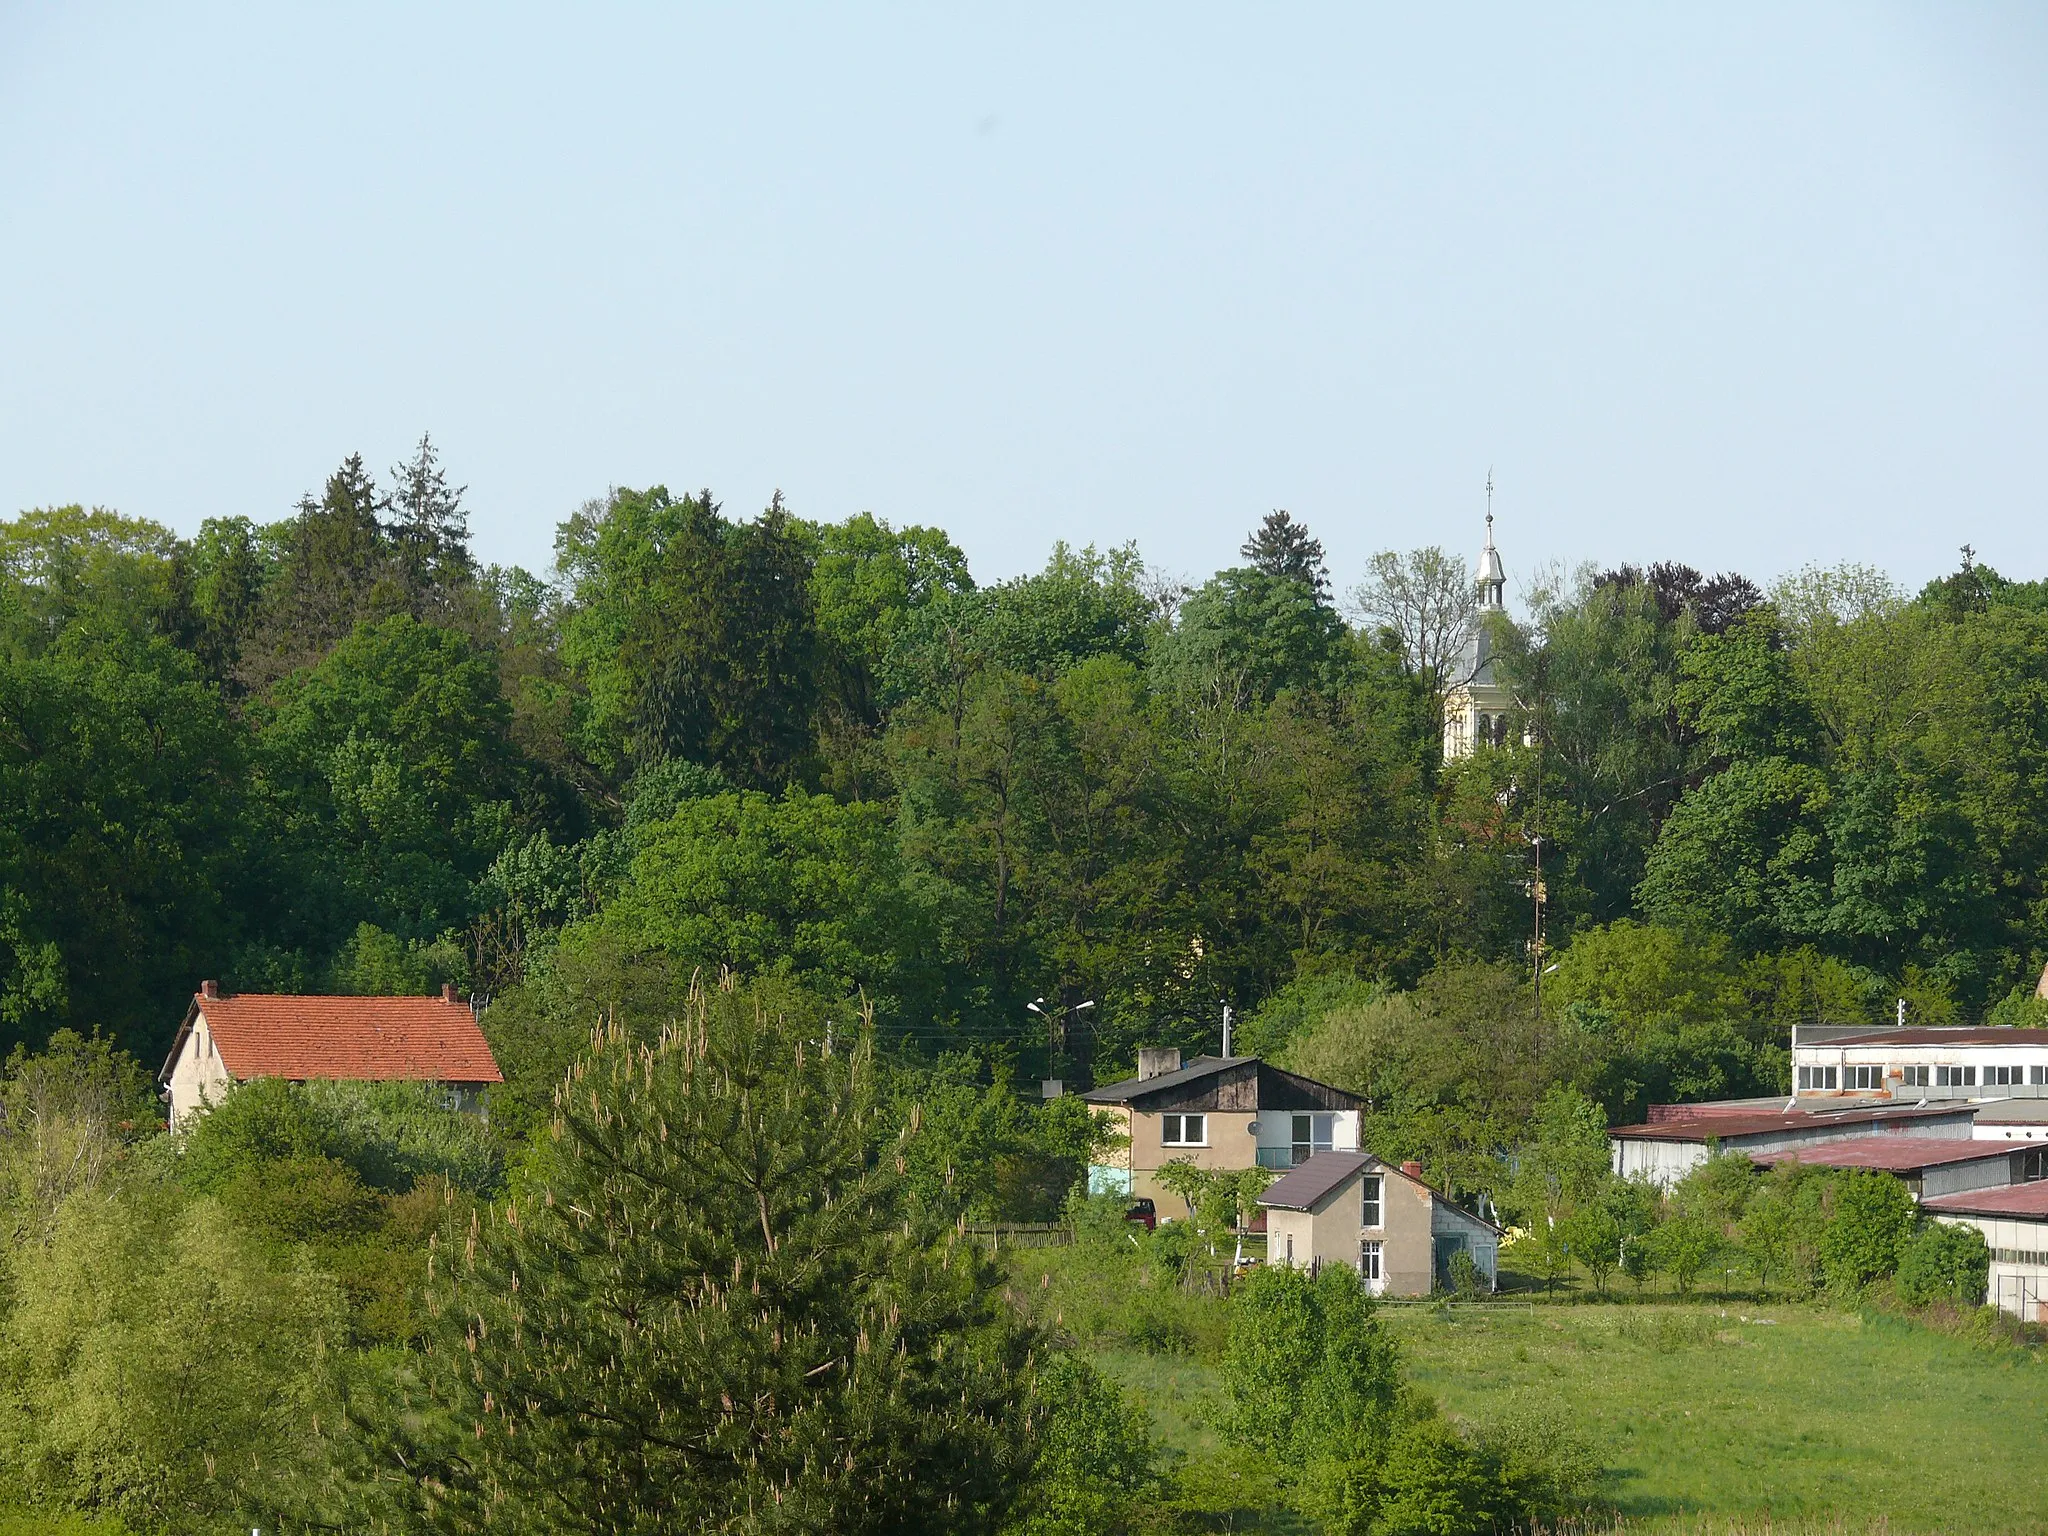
[1442,476,1516,760]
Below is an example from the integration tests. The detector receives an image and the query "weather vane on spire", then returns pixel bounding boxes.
[1484,467,1495,543]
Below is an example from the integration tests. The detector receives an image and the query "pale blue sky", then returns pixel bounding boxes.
[3,4,2044,598]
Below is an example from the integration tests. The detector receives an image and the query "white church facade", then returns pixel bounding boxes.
[1441,508,1517,760]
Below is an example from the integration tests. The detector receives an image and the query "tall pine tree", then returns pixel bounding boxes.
[326,978,1040,1534]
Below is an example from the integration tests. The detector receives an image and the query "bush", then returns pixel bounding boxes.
[1223,1263,1400,1466]
[1008,1355,1153,1535]
[1897,1221,1990,1307]
[1819,1169,1916,1292]
[1447,1248,1484,1299]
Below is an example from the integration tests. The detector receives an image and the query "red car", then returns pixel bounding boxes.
[1123,1197,1157,1232]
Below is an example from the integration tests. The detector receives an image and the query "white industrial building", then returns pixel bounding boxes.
[1790,1025,2048,1102]
[1922,1182,2048,1322]
[1609,1101,1977,1188]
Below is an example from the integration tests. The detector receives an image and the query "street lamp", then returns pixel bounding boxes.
[1027,997,1095,1081]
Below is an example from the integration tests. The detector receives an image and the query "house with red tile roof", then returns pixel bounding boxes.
[160,980,503,1129]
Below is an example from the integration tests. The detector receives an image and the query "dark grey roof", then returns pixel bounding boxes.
[1081,1055,1250,1104]
[1258,1151,1374,1211]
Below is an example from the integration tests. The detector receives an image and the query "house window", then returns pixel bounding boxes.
[2030,1065,2047,1086]
[1797,1066,1839,1090]
[1361,1174,1384,1230]
[1161,1113,1207,1147]
[1846,1065,1882,1091]
[1285,1233,1295,1264]
[1935,1066,1977,1088]
[1291,1113,1336,1166]
[1901,1065,1930,1088]
[1985,1065,2021,1088]
[1360,1240,1383,1281]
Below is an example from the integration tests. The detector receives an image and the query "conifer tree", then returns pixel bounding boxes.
[330,978,1039,1534]
[1241,509,1330,601]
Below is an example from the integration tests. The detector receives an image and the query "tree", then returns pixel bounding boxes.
[557,486,821,786]
[331,978,1039,1534]
[1560,1196,1624,1293]
[1009,1355,1154,1535]
[1150,568,1352,706]
[1819,1170,1916,1292]
[1223,1262,1400,1468]
[1240,511,1330,601]
[245,453,402,687]
[1896,1221,1989,1308]
[386,433,474,600]
[1649,1214,1720,1294]
[1348,545,1477,735]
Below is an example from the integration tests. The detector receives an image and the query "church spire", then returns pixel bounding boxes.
[1477,469,1506,610]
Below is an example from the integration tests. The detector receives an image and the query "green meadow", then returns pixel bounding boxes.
[1094,1301,2048,1535]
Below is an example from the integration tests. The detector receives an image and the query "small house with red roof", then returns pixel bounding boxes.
[1258,1150,1501,1296]
[161,980,504,1130]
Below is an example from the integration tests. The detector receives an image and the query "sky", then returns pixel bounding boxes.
[2,4,2044,602]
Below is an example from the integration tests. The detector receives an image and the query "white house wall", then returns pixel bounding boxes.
[166,1011,232,1131]
[1928,1211,2048,1321]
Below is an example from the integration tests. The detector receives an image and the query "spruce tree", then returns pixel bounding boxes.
[332,978,1039,1534]
[1240,510,1330,600]
[387,432,474,600]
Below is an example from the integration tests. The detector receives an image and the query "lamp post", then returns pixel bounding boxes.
[1027,995,1095,1081]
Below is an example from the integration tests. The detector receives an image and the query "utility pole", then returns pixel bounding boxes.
[1222,1002,1234,1058]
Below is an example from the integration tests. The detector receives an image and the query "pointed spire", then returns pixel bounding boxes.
[1477,470,1506,610]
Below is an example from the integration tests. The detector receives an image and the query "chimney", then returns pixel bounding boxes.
[200,980,219,1000]
[1137,1047,1183,1081]
[1400,1160,1424,1180]
[441,983,460,1004]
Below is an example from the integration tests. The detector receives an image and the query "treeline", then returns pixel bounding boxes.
[6,445,2048,1111]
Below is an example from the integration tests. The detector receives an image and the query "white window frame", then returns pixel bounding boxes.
[1360,1240,1383,1281]
[1361,1173,1384,1230]
[1847,1064,1881,1091]
[1901,1065,1929,1088]
[1936,1065,1977,1088]
[1161,1113,1208,1148]
[1986,1065,2020,1088]
[1798,1066,1839,1090]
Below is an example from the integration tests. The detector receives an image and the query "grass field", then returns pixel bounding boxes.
[1093,1300,2048,1535]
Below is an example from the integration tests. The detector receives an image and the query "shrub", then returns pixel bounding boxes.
[1223,1263,1400,1466]
[1008,1355,1153,1535]
[1648,1214,1720,1293]
[1896,1221,1990,1307]
[1369,1416,1505,1536]
[1447,1248,1485,1299]
[1819,1169,1916,1292]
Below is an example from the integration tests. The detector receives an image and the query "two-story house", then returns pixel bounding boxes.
[1080,1048,1366,1209]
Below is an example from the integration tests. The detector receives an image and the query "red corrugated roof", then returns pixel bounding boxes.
[1610,1104,1967,1142]
[1753,1137,2012,1172]
[196,993,502,1084]
[1922,1182,2048,1219]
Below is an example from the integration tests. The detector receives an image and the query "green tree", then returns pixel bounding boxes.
[1648,1214,1720,1294]
[1896,1221,1990,1307]
[1819,1169,1917,1292]
[1008,1355,1153,1536]
[1223,1262,1400,1468]
[244,453,402,687]
[331,979,1039,1534]
[557,486,821,785]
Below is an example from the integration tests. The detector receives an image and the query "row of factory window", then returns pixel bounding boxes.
[1990,1248,2048,1266]
[1798,1064,2048,1090]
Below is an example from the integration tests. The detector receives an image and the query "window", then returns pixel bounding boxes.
[1901,1065,1930,1088]
[1361,1173,1384,1229]
[1797,1066,1839,1090]
[1985,1065,2021,1088]
[1360,1240,1383,1281]
[1291,1112,1336,1166]
[2031,1065,2047,1086]
[2019,1148,2047,1184]
[1847,1065,1882,1091]
[1161,1113,1207,1147]
[1935,1065,1977,1088]
[1285,1234,1294,1264]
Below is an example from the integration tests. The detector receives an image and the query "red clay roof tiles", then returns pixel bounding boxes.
[196,993,502,1084]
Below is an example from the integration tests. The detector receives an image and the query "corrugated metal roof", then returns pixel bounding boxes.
[1810,1028,2048,1048]
[1755,1137,2012,1171]
[1922,1182,2048,1219]
[180,993,502,1084]
[1611,1104,1967,1142]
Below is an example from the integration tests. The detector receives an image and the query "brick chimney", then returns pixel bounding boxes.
[1400,1160,1424,1179]
[1138,1047,1183,1081]
[200,979,220,1000]
[441,983,460,1004]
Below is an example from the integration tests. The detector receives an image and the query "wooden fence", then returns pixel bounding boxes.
[965,1223,1074,1250]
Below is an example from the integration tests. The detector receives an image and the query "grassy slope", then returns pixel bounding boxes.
[1094,1302,2047,1536]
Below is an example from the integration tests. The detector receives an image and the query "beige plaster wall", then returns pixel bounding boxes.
[1130,1109,1257,1215]
[1266,1162,1438,1297]
[166,1011,233,1131]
